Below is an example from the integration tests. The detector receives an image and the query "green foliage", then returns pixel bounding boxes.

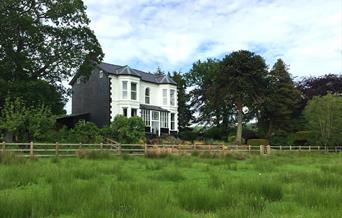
[70,120,103,143]
[0,98,55,141]
[258,59,301,137]
[171,72,193,130]
[0,0,103,117]
[295,131,311,142]
[0,0,103,85]
[247,139,269,146]
[304,94,342,146]
[111,115,145,144]
[178,129,197,142]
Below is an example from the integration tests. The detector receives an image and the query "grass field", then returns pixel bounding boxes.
[0,152,341,218]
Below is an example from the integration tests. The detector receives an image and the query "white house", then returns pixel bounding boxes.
[68,62,178,136]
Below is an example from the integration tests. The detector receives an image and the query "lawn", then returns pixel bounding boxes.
[0,152,341,218]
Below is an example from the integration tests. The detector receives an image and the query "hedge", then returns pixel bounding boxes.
[247,139,269,147]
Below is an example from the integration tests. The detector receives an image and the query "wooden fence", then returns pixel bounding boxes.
[1,142,341,158]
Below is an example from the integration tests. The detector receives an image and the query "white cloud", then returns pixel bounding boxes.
[65,0,342,113]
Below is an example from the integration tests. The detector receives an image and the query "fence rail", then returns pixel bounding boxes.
[0,142,341,158]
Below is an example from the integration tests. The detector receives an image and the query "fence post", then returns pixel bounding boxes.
[30,141,34,159]
[260,145,263,155]
[248,145,251,152]
[267,145,271,154]
[280,145,282,151]
[318,146,320,151]
[144,143,147,155]
[309,145,311,152]
[118,144,121,155]
[100,143,103,151]
[55,142,59,157]
[289,145,292,151]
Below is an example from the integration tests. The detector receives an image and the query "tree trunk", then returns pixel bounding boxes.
[236,103,243,145]
[266,120,273,139]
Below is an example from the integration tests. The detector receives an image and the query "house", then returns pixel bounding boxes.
[66,62,178,136]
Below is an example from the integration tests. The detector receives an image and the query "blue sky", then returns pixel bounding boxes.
[65,0,342,113]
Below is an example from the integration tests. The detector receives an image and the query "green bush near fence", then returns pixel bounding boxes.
[247,138,269,147]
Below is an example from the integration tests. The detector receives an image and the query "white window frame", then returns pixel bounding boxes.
[162,89,167,105]
[122,81,128,99]
[170,89,175,106]
[99,70,104,78]
[171,113,175,130]
[131,82,137,100]
[160,112,168,128]
[141,109,150,126]
[131,108,137,117]
[145,88,150,104]
[122,107,128,117]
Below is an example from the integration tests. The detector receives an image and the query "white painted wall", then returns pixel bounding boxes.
[109,75,178,131]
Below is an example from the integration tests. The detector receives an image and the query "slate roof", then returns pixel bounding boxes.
[140,104,169,112]
[70,62,177,85]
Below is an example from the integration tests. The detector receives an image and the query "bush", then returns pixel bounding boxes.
[203,126,228,140]
[295,131,311,142]
[270,132,295,146]
[247,139,269,147]
[70,120,103,143]
[178,130,197,142]
[111,115,145,144]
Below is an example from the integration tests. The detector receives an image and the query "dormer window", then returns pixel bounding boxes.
[99,70,104,78]
[76,77,81,84]
[145,88,150,104]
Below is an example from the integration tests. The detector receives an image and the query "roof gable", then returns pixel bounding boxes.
[70,62,177,85]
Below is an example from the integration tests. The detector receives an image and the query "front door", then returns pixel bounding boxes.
[151,111,160,135]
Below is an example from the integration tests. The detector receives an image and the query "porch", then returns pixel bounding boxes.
[140,104,176,136]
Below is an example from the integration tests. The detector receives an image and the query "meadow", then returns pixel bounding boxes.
[0,152,341,218]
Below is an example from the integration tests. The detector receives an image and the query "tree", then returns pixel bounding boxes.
[111,115,145,143]
[0,97,55,141]
[0,0,103,106]
[171,72,193,130]
[296,74,342,118]
[0,79,66,114]
[219,50,268,145]
[304,94,342,146]
[153,66,165,76]
[258,59,301,138]
[187,59,231,127]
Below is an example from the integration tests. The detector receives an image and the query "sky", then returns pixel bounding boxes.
[65,0,342,113]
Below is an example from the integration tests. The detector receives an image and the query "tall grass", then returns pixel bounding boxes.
[0,153,340,217]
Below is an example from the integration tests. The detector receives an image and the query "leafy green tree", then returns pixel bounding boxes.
[258,59,301,138]
[0,0,103,109]
[171,72,193,130]
[70,120,103,143]
[304,94,342,146]
[111,115,145,144]
[187,59,231,127]
[0,98,55,141]
[0,80,66,114]
[219,50,268,144]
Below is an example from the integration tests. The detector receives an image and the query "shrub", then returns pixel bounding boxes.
[71,120,103,143]
[247,139,269,147]
[111,115,145,144]
[295,131,311,142]
[178,129,197,143]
